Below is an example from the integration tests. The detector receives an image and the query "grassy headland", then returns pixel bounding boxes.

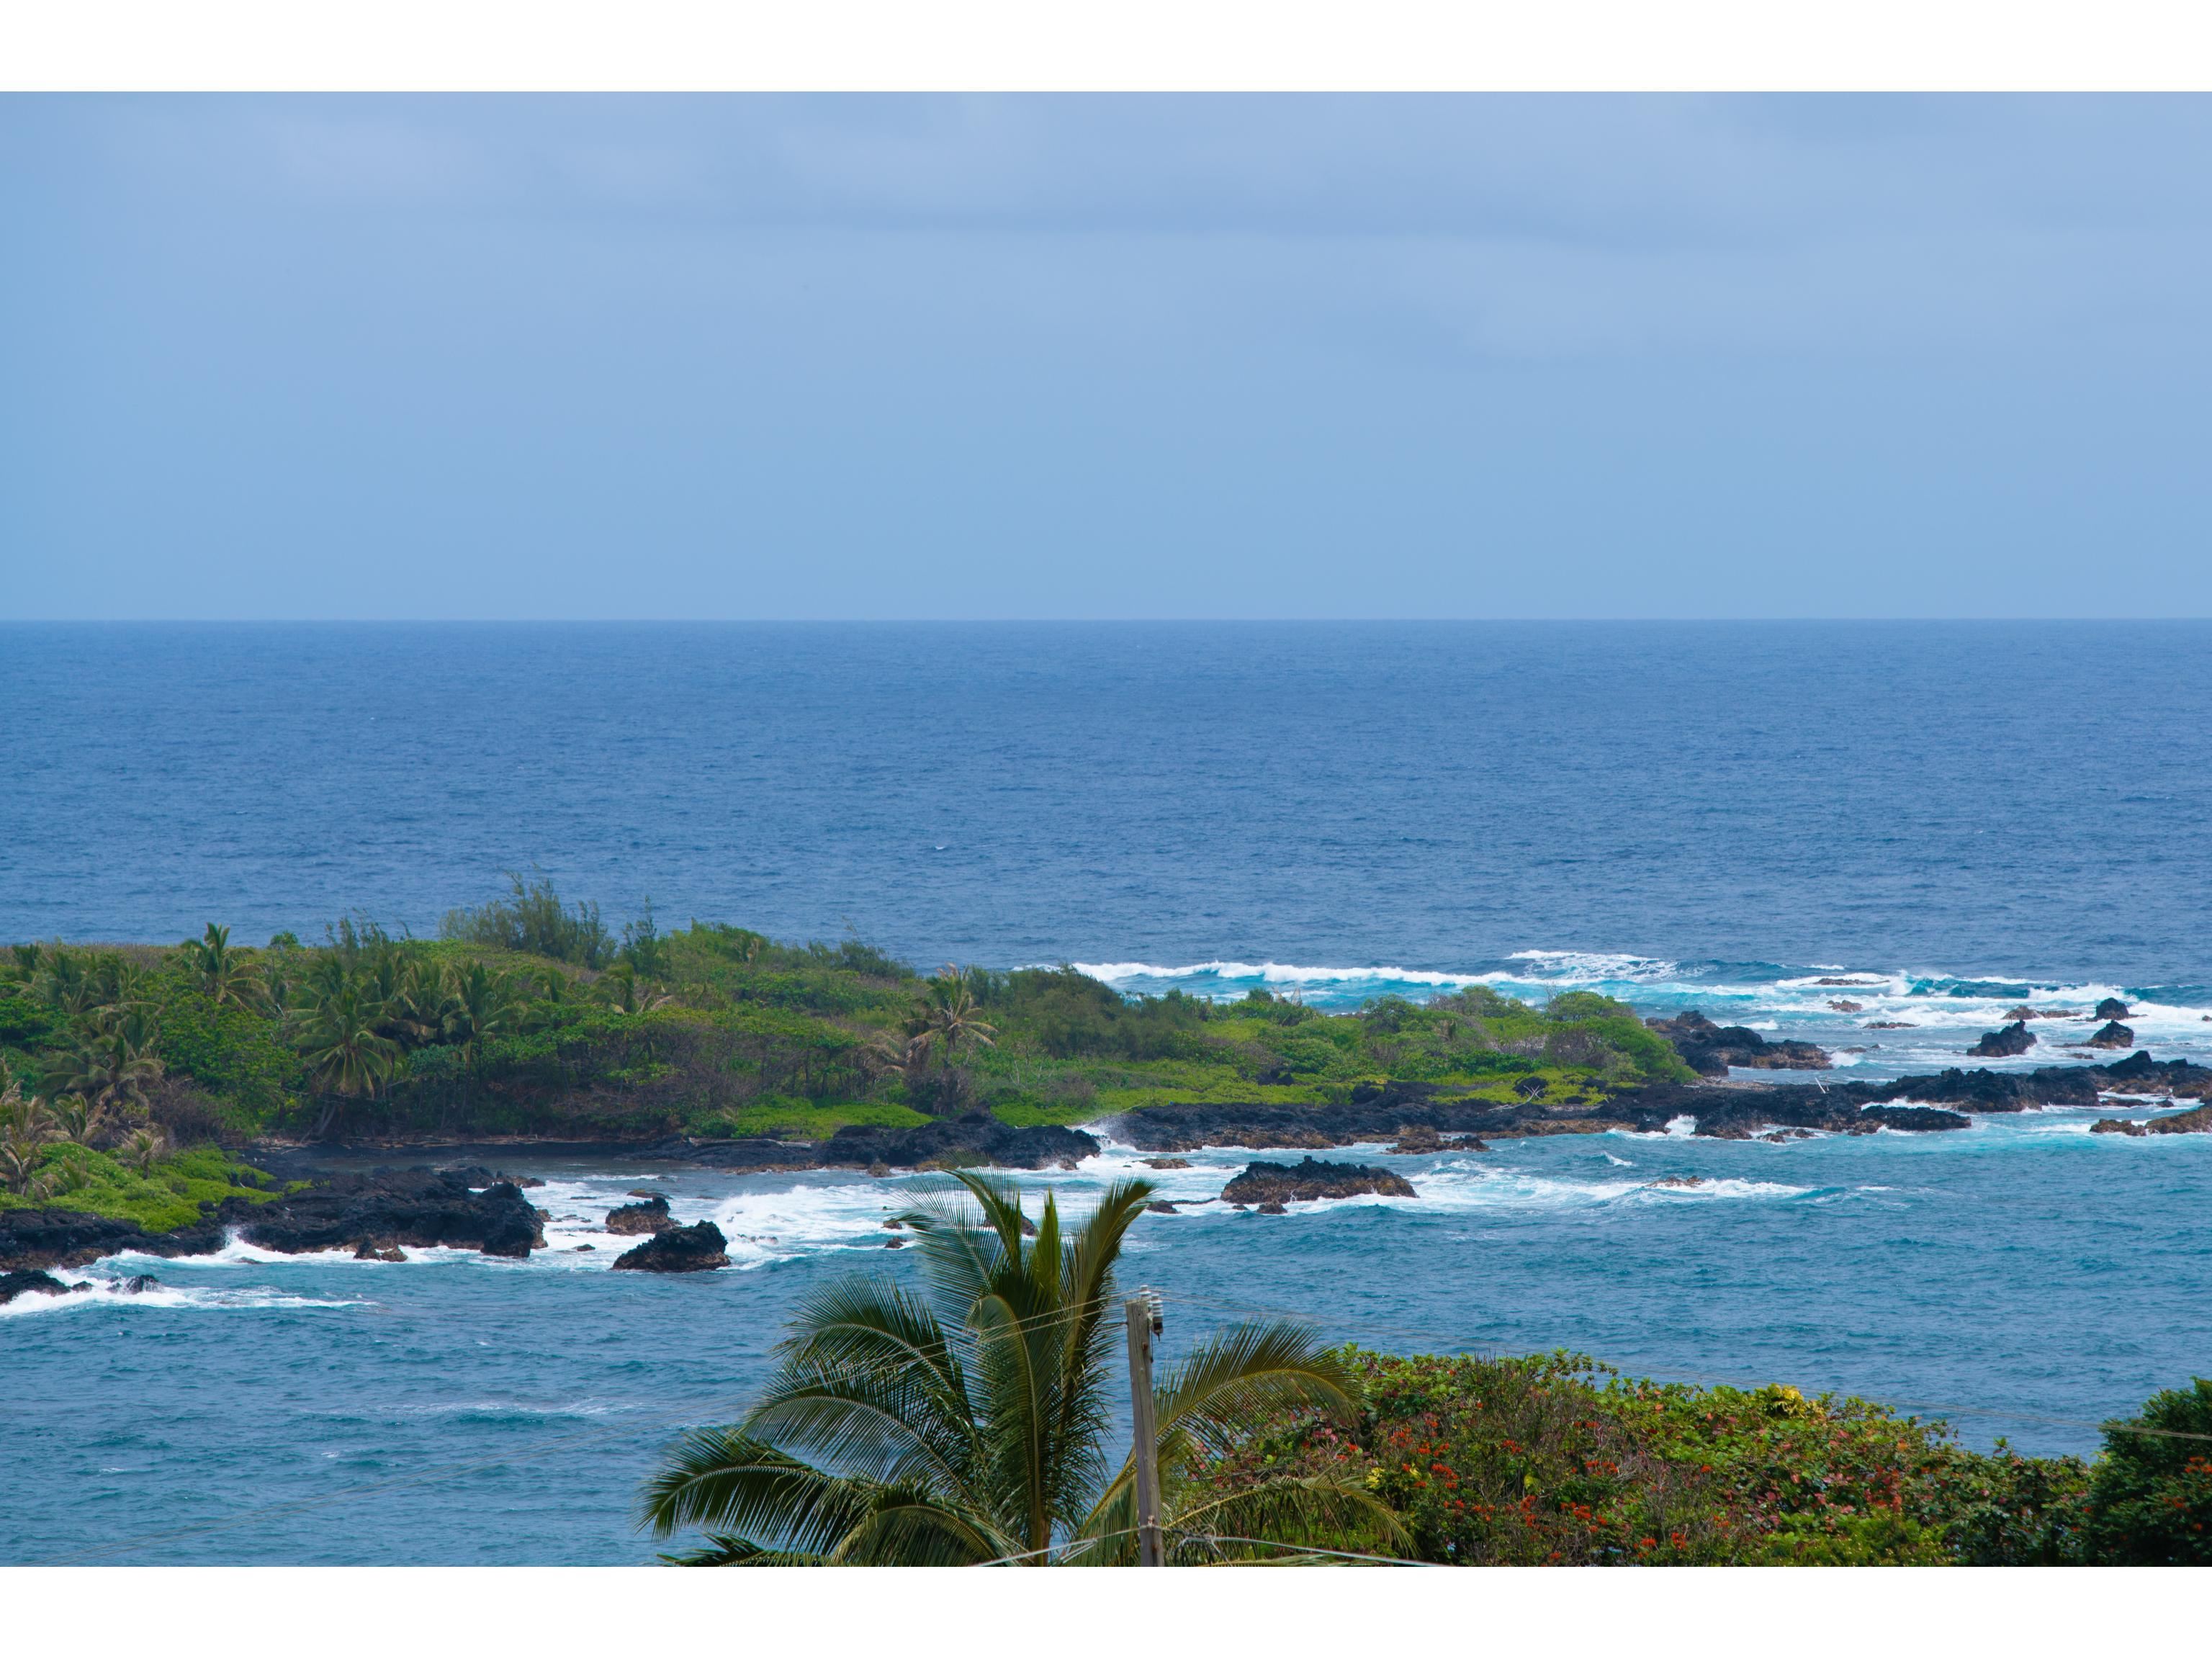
[0,877,1693,1191]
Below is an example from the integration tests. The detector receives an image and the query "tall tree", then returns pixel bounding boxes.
[292,974,400,1135]
[444,961,526,1086]
[179,922,266,1010]
[639,1172,1394,1565]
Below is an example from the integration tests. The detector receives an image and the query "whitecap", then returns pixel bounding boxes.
[0,1273,370,1318]
[1071,958,1491,994]
[1404,1165,1808,1211]
[1501,950,1681,983]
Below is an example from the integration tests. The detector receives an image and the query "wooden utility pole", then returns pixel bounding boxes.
[1124,1291,1164,1566]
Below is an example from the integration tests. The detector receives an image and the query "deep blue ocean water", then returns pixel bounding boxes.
[4,621,2211,1563]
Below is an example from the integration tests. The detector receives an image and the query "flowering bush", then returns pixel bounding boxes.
[1185,1349,2094,1565]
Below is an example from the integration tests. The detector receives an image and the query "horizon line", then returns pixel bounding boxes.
[4,616,2208,626]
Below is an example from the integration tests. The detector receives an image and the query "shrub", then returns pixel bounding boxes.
[156,982,297,1123]
[2080,1379,2212,1563]
[441,873,613,968]
[1187,1349,2090,1566]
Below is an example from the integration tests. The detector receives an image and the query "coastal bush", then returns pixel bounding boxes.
[155,981,297,1123]
[1941,1444,2091,1564]
[2079,1379,2212,1563]
[441,873,614,968]
[976,968,1212,1061]
[1185,1349,2095,1566]
[0,989,58,1049]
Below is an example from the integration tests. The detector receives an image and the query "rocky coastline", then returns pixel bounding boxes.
[1109,1051,2212,1152]
[6,1044,2208,1276]
[0,1165,545,1273]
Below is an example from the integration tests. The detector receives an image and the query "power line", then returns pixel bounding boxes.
[1145,1286,2212,1446]
[1177,1533,1439,1568]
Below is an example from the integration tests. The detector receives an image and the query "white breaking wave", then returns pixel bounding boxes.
[0,1272,369,1319]
[1073,959,1492,992]
[1074,952,1683,995]
[1500,950,1681,982]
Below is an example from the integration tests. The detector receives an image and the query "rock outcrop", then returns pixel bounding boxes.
[2087,1022,2136,1051]
[611,1220,729,1272]
[0,1269,88,1305]
[603,1194,673,1235]
[2095,998,2133,1020]
[654,1113,1100,1174]
[1645,1010,1830,1074]
[1968,1020,2036,1058]
[1220,1158,1416,1205]
[2092,1104,2212,1138]
[235,1167,547,1259]
[0,1209,221,1272]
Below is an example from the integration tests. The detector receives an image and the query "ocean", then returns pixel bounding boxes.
[4,620,2211,1563]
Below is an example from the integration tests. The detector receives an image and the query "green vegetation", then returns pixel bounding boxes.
[1186,1348,2212,1566]
[0,1079,274,1229]
[0,882,1691,1151]
[639,1171,1393,1564]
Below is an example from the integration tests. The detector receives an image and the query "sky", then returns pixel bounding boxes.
[3,94,2210,620]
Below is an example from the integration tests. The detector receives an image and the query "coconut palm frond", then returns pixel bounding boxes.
[639,1171,1367,1568]
[639,1431,882,1554]
[1152,1320,1362,1457]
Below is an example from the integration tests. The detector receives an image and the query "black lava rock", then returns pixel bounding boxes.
[236,1167,546,1259]
[604,1195,673,1236]
[1220,1158,1417,1205]
[2095,998,2133,1020]
[1646,1010,1830,1075]
[655,1114,1100,1174]
[2087,1022,2136,1051]
[1968,1020,2036,1058]
[611,1220,729,1272]
[0,1269,88,1305]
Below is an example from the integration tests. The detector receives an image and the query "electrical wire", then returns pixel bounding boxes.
[1146,1286,2212,1446]
[1175,1534,1440,1568]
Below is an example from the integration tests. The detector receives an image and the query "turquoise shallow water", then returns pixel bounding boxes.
[3,621,2211,1562]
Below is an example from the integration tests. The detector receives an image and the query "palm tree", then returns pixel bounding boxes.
[444,960,526,1080]
[0,1081,63,1198]
[639,1172,1395,1565]
[179,922,266,1010]
[292,974,400,1135]
[120,1125,169,1177]
[917,966,997,1064]
[37,948,97,1018]
[48,1092,108,1146]
[598,961,674,1017]
[58,1013,164,1119]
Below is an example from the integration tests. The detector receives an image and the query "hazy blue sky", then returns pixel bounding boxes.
[4,95,2209,619]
